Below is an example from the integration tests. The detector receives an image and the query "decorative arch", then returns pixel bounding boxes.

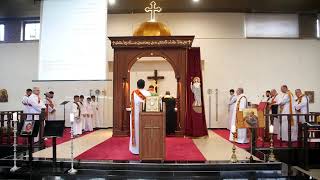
[109,36,194,137]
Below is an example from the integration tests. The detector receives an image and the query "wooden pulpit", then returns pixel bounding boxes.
[139,110,166,160]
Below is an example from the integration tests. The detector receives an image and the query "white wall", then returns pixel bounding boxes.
[1,12,320,129]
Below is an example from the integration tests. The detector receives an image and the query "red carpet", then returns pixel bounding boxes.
[75,137,206,161]
[212,129,300,149]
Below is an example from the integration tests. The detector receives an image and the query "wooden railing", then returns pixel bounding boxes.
[0,109,46,149]
[255,112,320,149]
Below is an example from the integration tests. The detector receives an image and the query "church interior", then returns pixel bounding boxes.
[0,0,320,179]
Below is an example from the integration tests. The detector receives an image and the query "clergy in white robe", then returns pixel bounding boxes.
[295,89,309,123]
[270,89,282,135]
[84,97,94,132]
[44,92,56,120]
[279,85,297,141]
[71,95,82,135]
[79,95,87,131]
[227,89,237,130]
[22,89,32,113]
[91,96,99,128]
[229,88,248,144]
[129,79,151,154]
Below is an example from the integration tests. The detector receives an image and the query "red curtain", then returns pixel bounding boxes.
[185,47,208,137]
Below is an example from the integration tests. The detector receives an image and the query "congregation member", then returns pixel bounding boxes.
[21,89,32,113]
[227,89,237,130]
[229,88,248,144]
[91,95,99,128]
[72,95,82,136]
[84,97,94,132]
[294,89,309,123]
[129,79,151,154]
[279,85,297,141]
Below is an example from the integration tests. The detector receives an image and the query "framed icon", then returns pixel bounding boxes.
[20,120,35,136]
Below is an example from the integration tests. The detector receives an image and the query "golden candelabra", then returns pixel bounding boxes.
[230,132,238,163]
[268,133,276,162]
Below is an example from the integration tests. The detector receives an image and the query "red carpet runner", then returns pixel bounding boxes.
[75,137,206,161]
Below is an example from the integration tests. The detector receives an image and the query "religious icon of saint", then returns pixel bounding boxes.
[191,77,202,107]
[0,89,8,103]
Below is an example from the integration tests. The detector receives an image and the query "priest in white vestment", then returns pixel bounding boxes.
[227,89,237,130]
[279,85,297,141]
[229,88,248,144]
[71,95,82,135]
[294,89,309,123]
[91,95,99,128]
[22,89,32,113]
[79,95,87,132]
[129,79,151,154]
[270,89,282,135]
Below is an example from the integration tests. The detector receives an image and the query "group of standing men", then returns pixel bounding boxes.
[227,85,309,144]
[22,87,56,120]
[71,95,99,136]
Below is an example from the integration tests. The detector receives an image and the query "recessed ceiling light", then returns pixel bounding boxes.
[109,0,116,5]
[193,0,200,2]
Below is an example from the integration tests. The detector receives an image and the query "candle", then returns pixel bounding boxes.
[269,125,274,134]
[70,113,74,123]
[12,112,17,121]
[231,125,236,133]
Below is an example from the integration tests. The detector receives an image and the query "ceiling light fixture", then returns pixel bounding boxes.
[109,0,116,5]
[193,0,200,3]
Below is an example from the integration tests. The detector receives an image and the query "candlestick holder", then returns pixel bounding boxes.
[230,132,238,163]
[268,133,276,162]
[68,121,77,175]
[10,118,20,172]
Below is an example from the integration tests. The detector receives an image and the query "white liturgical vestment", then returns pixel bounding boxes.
[229,94,248,144]
[129,89,151,155]
[279,92,297,141]
[227,95,237,130]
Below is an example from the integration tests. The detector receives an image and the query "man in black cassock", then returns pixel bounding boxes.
[162,91,177,135]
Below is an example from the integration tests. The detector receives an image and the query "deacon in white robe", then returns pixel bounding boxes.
[44,92,56,120]
[279,85,297,141]
[22,89,32,113]
[91,96,99,128]
[229,88,248,144]
[85,97,94,132]
[294,89,309,123]
[227,89,237,130]
[270,89,282,135]
[71,95,82,135]
[79,95,87,131]
[129,79,151,154]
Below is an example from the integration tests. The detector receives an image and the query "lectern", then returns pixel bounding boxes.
[139,102,166,160]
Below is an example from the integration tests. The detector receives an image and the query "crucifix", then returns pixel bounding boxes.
[147,70,164,93]
[145,1,162,22]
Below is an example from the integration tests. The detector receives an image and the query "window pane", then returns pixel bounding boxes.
[24,23,40,40]
[245,14,299,38]
[0,24,4,41]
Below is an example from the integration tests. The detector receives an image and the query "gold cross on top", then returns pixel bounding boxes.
[145,1,162,22]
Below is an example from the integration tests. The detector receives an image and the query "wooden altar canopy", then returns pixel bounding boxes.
[109,36,194,136]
